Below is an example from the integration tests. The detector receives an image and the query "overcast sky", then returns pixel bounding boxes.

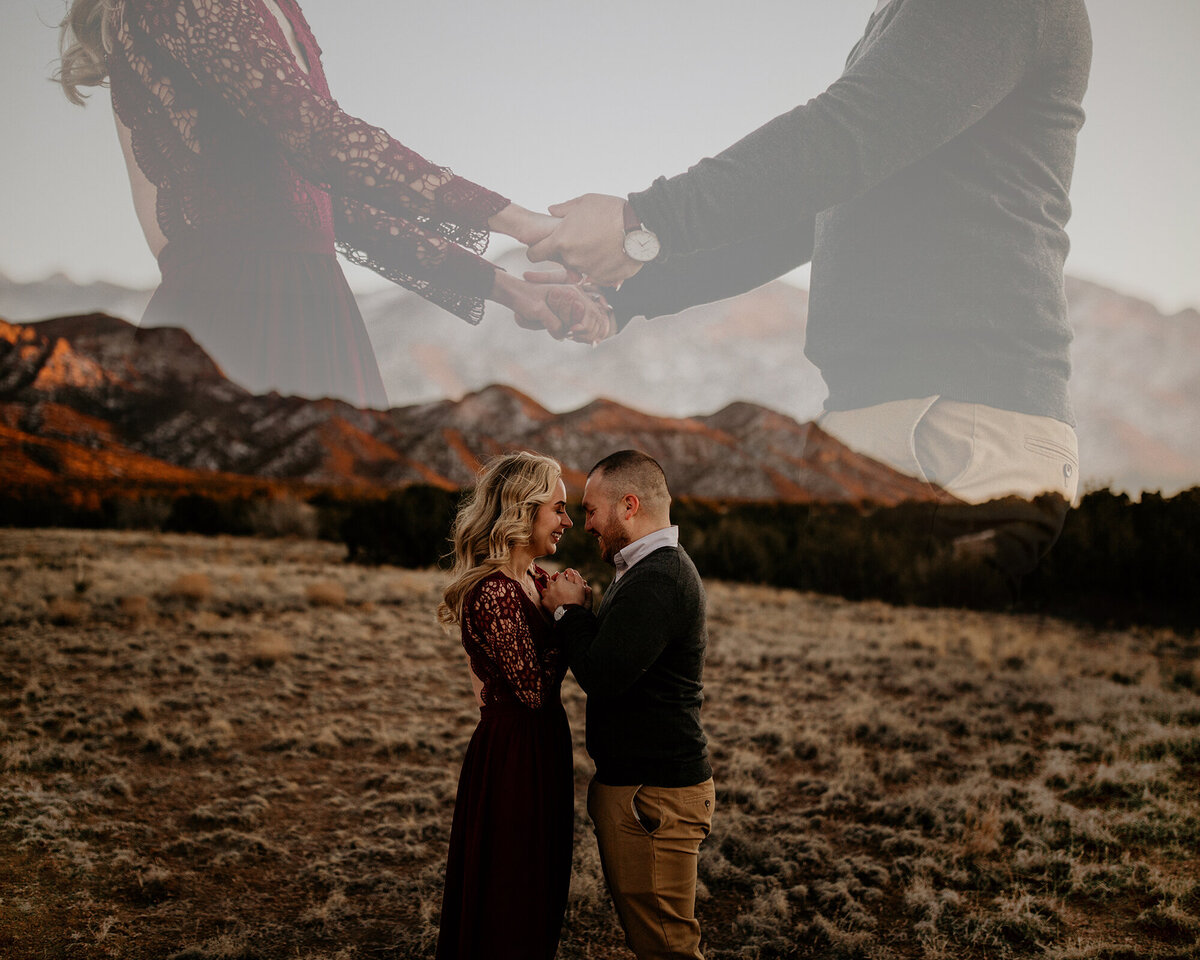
[3,1,1198,314]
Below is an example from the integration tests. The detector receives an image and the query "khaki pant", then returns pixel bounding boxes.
[587,777,716,960]
[820,396,1080,583]
[818,396,1079,504]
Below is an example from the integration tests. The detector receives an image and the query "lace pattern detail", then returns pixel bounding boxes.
[461,572,565,710]
[108,0,508,316]
[334,199,494,324]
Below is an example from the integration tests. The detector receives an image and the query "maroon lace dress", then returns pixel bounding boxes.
[106,0,510,407]
[438,569,574,960]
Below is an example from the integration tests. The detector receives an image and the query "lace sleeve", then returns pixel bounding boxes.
[469,578,545,710]
[129,0,510,243]
[334,198,496,325]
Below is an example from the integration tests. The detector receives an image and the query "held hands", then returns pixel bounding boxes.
[524,267,618,345]
[487,203,560,247]
[541,568,591,613]
[486,203,614,343]
[489,271,614,344]
[527,194,643,287]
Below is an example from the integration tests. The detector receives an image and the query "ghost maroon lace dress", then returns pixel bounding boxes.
[105,0,509,407]
[438,569,574,960]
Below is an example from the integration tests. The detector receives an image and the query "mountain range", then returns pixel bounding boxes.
[0,312,935,504]
[2,257,1196,496]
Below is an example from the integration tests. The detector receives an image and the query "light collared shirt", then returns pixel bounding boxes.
[612,525,680,582]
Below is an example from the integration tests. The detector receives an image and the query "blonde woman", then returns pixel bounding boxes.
[436,452,579,959]
[56,0,607,408]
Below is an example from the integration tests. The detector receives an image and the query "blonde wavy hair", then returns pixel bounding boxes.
[437,452,563,627]
[55,0,120,106]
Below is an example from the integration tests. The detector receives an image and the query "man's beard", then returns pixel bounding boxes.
[597,525,631,566]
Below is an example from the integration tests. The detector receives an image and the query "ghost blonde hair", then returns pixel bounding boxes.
[438,452,563,626]
[56,0,120,106]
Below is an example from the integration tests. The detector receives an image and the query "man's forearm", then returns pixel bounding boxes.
[629,0,1042,258]
[558,606,608,693]
[606,215,815,327]
[559,581,674,697]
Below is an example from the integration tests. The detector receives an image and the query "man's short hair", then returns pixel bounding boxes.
[588,450,671,515]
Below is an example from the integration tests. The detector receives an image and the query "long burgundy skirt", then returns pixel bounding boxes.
[437,700,574,960]
[144,241,388,409]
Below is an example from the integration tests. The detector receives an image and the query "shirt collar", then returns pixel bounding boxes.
[613,526,679,581]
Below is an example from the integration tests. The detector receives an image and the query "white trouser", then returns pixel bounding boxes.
[818,396,1079,505]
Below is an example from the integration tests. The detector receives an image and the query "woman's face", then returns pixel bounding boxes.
[528,478,572,558]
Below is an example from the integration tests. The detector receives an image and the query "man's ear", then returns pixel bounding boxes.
[623,493,641,519]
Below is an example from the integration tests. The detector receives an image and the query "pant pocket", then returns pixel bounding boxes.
[630,786,662,835]
[913,400,975,489]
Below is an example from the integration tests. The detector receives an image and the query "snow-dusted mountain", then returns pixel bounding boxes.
[3,261,1195,496]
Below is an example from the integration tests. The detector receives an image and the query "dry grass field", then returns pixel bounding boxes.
[2,528,1198,960]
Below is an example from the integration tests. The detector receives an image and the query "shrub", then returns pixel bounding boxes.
[244,497,319,539]
[164,573,212,603]
[45,596,88,625]
[305,581,346,608]
[119,594,151,622]
[247,631,293,667]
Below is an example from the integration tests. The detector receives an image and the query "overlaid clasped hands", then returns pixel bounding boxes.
[492,193,650,345]
[530,194,647,289]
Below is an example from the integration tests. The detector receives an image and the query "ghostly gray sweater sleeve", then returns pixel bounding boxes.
[627,0,1045,259]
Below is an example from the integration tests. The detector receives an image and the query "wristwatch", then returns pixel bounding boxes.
[622,201,661,263]
[553,605,569,622]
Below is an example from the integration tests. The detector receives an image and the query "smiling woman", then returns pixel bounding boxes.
[434,451,576,959]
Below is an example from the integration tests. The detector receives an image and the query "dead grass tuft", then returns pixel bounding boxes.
[167,929,254,960]
[119,594,151,622]
[164,573,213,602]
[45,595,88,625]
[247,630,293,667]
[299,888,353,928]
[305,580,346,607]
[960,803,1003,857]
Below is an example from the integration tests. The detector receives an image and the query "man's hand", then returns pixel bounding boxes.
[527,194,643,287]
[542,569,589,613]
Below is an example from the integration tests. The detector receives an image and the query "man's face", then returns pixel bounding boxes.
[582,473,630,566]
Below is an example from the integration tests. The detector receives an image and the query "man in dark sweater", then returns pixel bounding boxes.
[529,0,1092,585]
[542,450,714,960]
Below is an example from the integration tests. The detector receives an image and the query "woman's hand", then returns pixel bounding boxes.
[489,271,613,344]
[562,568,594,607]
[523,268,617,345]
[487,203,559,247]
[542,569,590,612]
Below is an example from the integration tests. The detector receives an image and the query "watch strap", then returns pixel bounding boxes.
[622,201,643,234]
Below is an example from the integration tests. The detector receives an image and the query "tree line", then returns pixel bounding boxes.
[2,483,1196,631]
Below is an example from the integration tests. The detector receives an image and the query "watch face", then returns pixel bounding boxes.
[623,228,661,262]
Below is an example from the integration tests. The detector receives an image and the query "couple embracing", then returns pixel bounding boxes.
[436,450,715,960]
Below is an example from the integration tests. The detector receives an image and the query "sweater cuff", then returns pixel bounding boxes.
[604,283,643,332]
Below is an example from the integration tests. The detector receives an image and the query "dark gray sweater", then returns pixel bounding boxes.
[610,0,1091,425]
[557,545,711,787]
